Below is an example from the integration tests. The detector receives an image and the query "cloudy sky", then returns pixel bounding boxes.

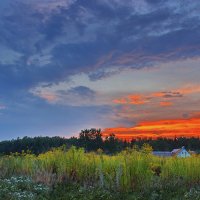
[1,0,200,140]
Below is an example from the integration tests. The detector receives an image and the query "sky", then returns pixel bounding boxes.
[0,0,200,140]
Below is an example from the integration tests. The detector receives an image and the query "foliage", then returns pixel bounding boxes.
[0,176,49,200]
[0,130,200,156]
[0,147,199,199]
[0,129,199,199]
[0,147,200,191]
[50,184,127,200]
[141,143,153,154]
[184,187,200,200]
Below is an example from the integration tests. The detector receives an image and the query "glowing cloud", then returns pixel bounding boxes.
[113,94,149,105]
[103,117,200,140]
[112,84,200,107]
[175,85,200,95]
[160,101,173,107]
[128,95,148,105]
[36,92,58,103]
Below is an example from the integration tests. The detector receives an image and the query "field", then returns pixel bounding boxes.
[0,146,200,200]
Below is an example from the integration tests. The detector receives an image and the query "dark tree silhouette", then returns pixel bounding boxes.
[0,129,199,155]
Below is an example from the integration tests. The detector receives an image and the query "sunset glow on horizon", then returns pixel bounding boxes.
[103,117,200,140]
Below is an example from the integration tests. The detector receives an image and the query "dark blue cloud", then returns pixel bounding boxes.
[88,69,119,81]
[52,41,112,70]
[0,0,200,139]
[67,86,96,99]
[1,0,200,88]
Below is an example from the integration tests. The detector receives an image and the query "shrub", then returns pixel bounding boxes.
[0,176,49,200]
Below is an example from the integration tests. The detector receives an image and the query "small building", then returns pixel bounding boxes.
[153,146,191,158]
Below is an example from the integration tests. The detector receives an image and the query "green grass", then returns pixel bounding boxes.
[0,146,200,199]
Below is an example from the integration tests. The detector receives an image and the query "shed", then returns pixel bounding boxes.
[171,146,191,158]
[153,146,191,158]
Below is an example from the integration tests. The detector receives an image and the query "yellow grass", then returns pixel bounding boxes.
[0,147,199,191]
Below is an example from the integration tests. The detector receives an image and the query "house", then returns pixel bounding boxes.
[153,146,191,158]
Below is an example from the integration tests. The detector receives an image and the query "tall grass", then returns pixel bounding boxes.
[0,147,199,191]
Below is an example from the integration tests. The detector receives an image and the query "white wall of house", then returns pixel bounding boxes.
[177,149,191,158]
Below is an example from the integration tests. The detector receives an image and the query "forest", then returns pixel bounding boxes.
[0,129,200,155]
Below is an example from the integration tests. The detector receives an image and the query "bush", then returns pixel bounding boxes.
[184,187,200,200]
[0,176,49,200]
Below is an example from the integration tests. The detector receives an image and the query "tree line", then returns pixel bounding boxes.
[0,128,200,155]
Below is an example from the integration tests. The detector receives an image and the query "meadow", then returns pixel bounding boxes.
[0,146,200,199]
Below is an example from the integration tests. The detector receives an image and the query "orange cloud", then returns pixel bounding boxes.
[112,84,200,106]
[175,85,200,95]
[112,98,127,104]
[39,92,57,102]
[152,85,200,98]
[113,94,149,105]
[152,91,182,98]
[160,101,173,107]
[103,117,200,140]
[128,95,147,105]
